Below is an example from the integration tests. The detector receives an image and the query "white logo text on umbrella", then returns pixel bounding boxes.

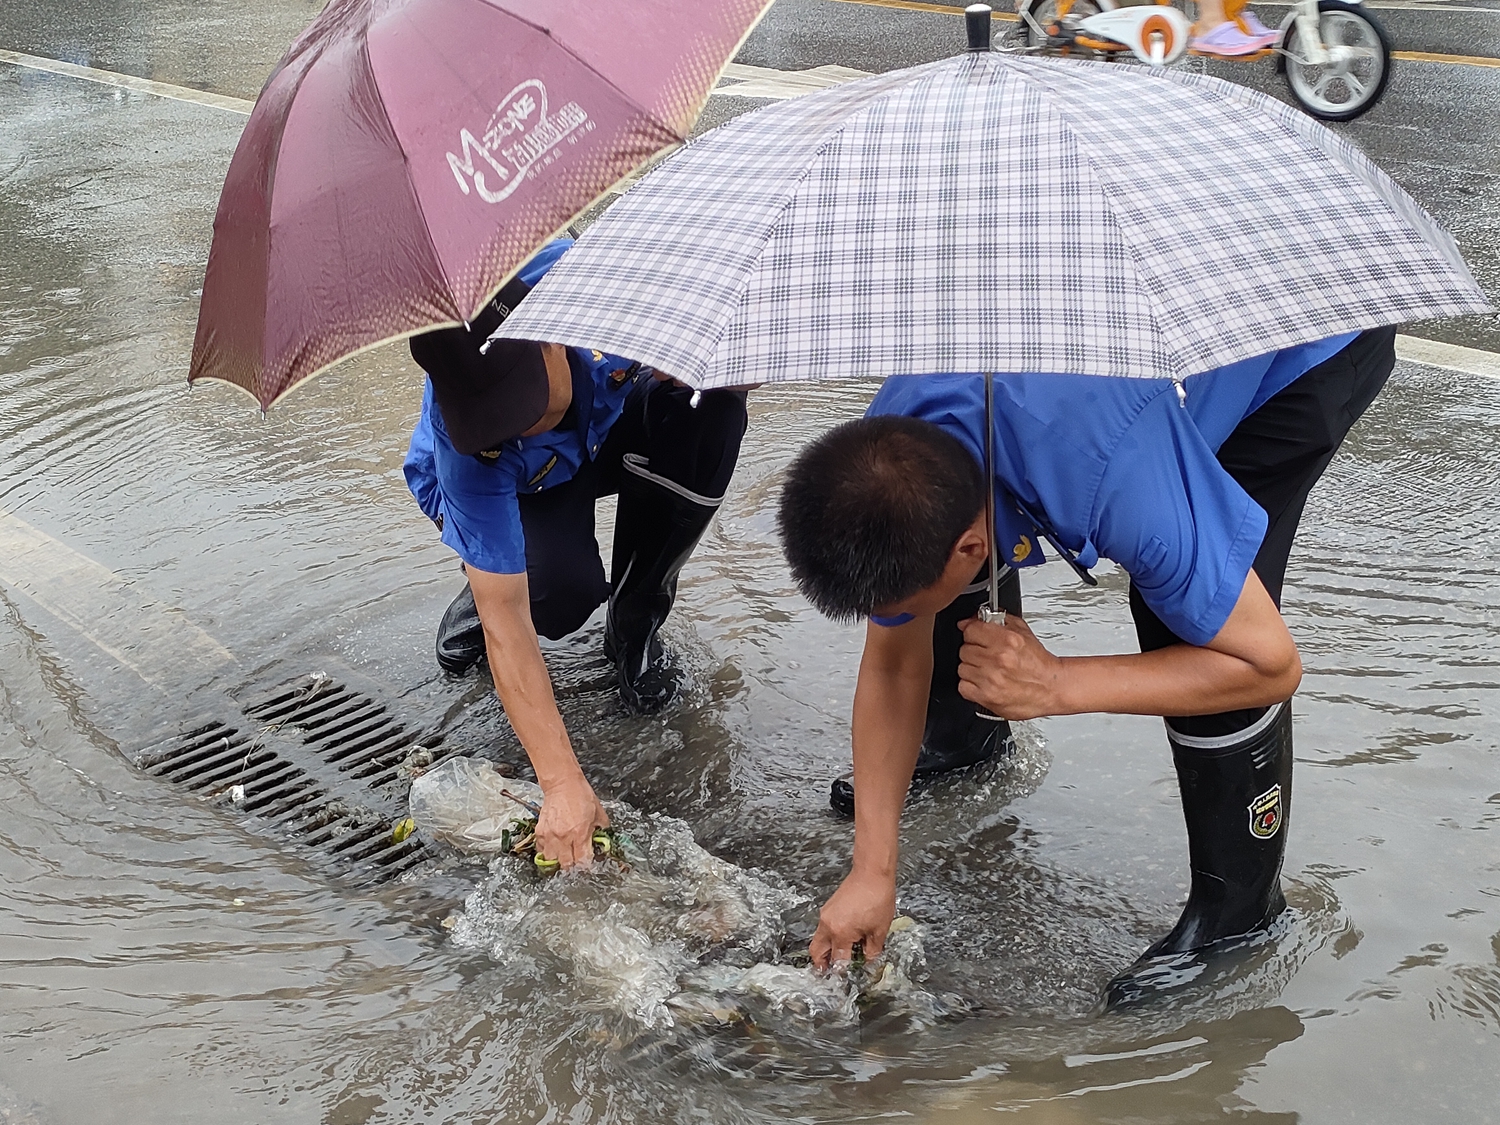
[447,79,592,204]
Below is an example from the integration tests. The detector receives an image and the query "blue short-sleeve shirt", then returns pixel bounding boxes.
[866,334,1354,645]
[403,240,645,575]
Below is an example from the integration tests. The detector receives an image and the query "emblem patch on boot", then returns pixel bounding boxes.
[1248,784,1283,840]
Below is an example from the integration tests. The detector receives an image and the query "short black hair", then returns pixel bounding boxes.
[777,416,985,622]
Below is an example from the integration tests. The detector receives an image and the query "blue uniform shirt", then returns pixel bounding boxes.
[866,334,1354,646]
[404,240,643,575]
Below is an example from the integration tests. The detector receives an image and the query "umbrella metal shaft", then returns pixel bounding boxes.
[982,371,1003,622]
[976,372,1006,724]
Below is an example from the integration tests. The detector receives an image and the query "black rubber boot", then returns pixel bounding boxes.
[604,472,718,714]
[1106,701,1294,1005]
[435,582,487,675]
[830,567,1022,817]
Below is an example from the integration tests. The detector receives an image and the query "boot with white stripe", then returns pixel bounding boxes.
[1106,701,1294,1005]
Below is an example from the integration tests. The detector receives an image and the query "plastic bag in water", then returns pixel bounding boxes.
[412,759,954,1030]
[408,756,542,855]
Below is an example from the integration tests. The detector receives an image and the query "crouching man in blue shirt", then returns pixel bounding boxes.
[776,327,1395,997]
[405,240,747,868]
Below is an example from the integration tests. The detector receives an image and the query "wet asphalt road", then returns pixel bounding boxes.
[1,2,1499,1123]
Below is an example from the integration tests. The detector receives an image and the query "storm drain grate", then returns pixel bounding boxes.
[134,674,459,884]
[243,673,446,787]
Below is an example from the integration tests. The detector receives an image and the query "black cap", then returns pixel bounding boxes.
[966,3,993,50]
[409,274,551,455]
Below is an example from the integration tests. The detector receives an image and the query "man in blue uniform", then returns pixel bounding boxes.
[776,327,1395,996]
[405,239,747,868]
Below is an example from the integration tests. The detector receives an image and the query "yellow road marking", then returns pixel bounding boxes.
[829,0,1018,20]
[1392,48,1500,65]
[4,13,1499,121]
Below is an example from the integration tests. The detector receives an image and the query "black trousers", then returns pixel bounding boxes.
[1129,327,1397,737]
[518,381,748,640]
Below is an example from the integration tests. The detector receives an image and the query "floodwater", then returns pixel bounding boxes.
[3,3,1500,1124]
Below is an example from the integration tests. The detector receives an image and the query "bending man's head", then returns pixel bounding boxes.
[777,416,988,622]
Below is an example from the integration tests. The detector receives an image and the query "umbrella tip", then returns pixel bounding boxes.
[965,3,993,50]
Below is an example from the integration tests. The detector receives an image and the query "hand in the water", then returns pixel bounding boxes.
[535,774,610,869]
[810,868,897,970]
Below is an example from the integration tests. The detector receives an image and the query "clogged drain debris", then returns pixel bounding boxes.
[409,757,635,872]
[408,757,960,1030]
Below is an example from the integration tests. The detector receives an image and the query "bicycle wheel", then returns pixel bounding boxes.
[1014,0,1104,50]
[1281,0,1391,121]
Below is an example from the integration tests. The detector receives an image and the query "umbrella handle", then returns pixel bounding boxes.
[966,4,994,50]
[982,371,1002,618]
[974,601,1009,722]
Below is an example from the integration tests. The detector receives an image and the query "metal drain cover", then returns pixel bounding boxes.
[133,672,457,884]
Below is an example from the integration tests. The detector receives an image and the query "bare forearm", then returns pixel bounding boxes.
[467,569,582,786]
[958,574,1301,720]
[463,567,607,867]
[849,632,932,878]
[482,619,583,785]
[808,621,934,968]
[1051,644,1298,718]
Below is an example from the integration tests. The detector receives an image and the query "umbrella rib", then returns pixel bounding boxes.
[357,34,462,321]
[537,32,686,148]
[990,61,1193,381]
[484,0,780,153]
[370,4,777,328]
[999,58,1482,374]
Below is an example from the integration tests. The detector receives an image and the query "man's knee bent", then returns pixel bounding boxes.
[528,562,609,640]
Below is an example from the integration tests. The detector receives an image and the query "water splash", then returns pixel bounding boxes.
[448,802,948,1031]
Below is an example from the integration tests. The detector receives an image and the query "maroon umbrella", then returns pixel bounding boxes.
[189,0,770,408]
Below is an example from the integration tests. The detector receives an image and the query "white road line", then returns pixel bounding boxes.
[716,61,873,98]
[5,47,1499,380]
[1395,334,1500,378]
[0,48,252,113]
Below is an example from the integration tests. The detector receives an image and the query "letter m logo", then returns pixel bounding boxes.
[446,130,511,203]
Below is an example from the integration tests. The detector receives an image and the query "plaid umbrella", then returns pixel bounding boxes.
[495,49,1489,391]
[495,24,1488,618]
[188,0,772,409]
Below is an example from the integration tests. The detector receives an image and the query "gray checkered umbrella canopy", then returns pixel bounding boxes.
[496,51,1488,390]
